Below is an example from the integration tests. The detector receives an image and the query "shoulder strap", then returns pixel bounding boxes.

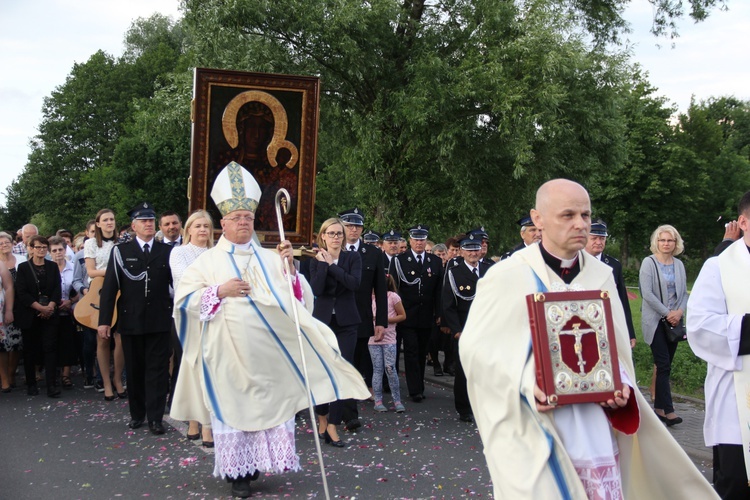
[649,256,664,303]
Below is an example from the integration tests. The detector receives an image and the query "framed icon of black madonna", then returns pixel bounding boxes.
[188,68,320,246]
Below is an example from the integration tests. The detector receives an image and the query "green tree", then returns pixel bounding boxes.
[588,69,677,263]
[183,0,637,248]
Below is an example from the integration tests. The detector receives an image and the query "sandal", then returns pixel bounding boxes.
[61,376,73,389]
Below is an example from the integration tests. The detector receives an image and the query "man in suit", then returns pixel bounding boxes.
[585,220,637,348]
[158,211,183,246]
[391,225,443,402]
[442,233,490,422]
[501,213,541,260]
[339,208,388,431]
[98,202,174,435]
[157,210,183,409]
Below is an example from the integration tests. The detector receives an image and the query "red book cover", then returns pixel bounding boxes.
[526,290,621,406]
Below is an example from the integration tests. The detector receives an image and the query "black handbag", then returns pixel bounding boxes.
[660,317,686,343]
[650,256,687,343]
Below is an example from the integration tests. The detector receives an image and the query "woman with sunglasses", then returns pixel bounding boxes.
[14,236,62,397]
[309,218,362,447]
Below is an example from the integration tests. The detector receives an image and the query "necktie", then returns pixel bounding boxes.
[349,245,356,252]
[167,240,175,247]
[473,267,479,278]
[417,254,423,267]
[143,243,150,258]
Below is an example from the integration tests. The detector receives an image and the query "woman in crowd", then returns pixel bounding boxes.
[169,210,215,447]
[0,231,24,390]
[639,224,688,426]
[309,218,362,447]
[49,236,79,389]
[14,235,62,397]
[85,209,126,401]
[0,259,14,392]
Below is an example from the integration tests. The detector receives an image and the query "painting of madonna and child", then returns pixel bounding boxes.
[188,68,320,247]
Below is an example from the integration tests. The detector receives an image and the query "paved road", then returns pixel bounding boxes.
[0,374,491,499]
[0,363,714,498]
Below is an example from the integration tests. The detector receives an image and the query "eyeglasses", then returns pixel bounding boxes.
[32,245,48,250]
[658,239,676,244]
[325,231,344,238]
[50,248,65,253]
[224,215,255,223]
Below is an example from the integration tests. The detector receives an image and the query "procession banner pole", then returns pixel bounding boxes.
[274,188,330,500]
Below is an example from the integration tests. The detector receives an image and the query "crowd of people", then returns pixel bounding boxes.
[0,172,746,498]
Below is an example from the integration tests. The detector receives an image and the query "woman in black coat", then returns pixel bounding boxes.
[309,217,362,447]
[14,235,62,397]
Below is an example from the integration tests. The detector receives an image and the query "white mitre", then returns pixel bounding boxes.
[211,161,262,216]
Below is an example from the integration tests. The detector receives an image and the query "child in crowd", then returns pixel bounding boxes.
[369,274,406,412]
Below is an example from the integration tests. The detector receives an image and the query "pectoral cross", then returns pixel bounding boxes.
[559,322,595,376]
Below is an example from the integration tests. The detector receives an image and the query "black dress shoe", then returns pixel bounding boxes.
[202,440,214,448]
[411,394,424,403]
[433,367,444,376]
[444,369,455,377]
[27,385,39,396]
[459,414,475,423]
[129,419,144,429]
[324,431,346,448]
[345,418,362,432]
[117,390,128,399]
[47,387,61,398]
[665,416,683,427]
[148,421,166,435]
[231,476,252,498]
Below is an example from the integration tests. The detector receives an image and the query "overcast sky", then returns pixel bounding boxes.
[1,1,748,207]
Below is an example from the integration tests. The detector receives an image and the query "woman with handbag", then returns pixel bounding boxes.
[639,224,688,426]
[14,235,62,397]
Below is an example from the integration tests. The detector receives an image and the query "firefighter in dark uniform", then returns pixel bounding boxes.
[338,208,388,431]
[442,233,491,422]
[98,202,173,435]
[585,219,637,347]
[468,227,495,268]
[391,225,443,402]
[501,213,541,260]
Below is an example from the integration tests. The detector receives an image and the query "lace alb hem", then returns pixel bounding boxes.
[211,416,300,479]
[574,453,623,500]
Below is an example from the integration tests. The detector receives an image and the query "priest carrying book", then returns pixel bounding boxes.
[460,179,717,499]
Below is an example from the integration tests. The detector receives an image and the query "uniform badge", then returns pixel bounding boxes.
[460,286,464,291]
[407,256,412,262]
[427,268,432,277]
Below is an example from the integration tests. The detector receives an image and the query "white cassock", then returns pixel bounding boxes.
[688,239,750,448]
[171,236,369,477]
[460,244,717,499]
